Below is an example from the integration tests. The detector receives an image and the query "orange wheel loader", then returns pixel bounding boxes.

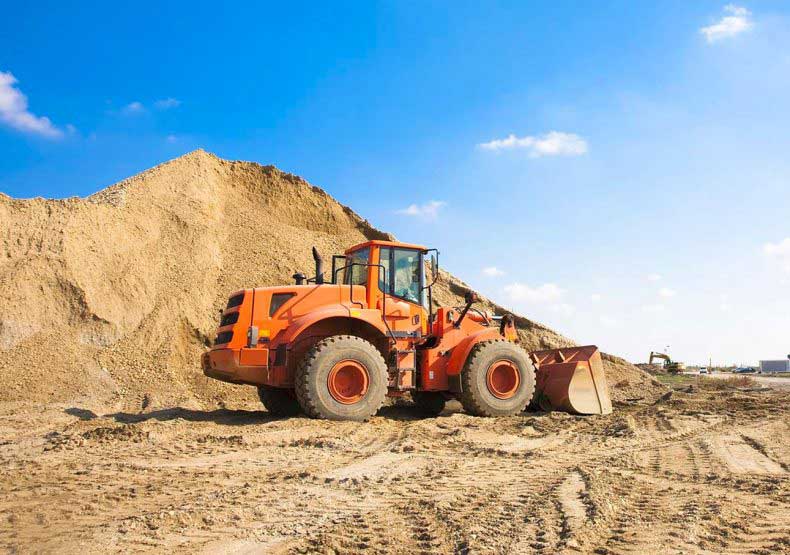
[202,240,612,420]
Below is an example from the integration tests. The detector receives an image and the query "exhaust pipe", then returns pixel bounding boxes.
[312,247,324,285]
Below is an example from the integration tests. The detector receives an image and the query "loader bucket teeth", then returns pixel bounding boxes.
[531,345,612,415]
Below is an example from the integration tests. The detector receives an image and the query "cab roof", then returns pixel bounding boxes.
[344,240,427,254]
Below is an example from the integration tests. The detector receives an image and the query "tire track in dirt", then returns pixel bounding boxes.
[2,389,789,554]
[284,404,780,550]
[709,433,786,475]
[613,468,790,554]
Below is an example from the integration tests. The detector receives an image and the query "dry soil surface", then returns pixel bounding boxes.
[2,383,788,554]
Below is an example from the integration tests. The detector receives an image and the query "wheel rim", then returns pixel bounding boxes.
[486,360,520,399]
[327,359,370,404]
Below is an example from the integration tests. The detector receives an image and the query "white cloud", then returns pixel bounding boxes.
[478,131,588,158]
[658,287,676,298]
[0,71,63,138]
[155,98,181,110]
[395,200,445,220]
[763,237,790,274]
[122,101,145,115]
[590,293,602,303]
[504,282,565,303]
[700,5,753,43]
[643,303,666,313]
[166,134,178,143]
[482,266,505,277]
[647,273,662,282]
[599,315,618,327]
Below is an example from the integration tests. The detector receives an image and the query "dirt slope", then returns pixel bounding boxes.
[0,150,662,409]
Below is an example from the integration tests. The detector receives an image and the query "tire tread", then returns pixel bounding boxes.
[460,339,535,417]
[295,335,388,421]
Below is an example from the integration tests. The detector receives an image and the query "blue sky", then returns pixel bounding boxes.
[2,1,789,365]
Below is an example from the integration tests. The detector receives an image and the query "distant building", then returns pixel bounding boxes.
[759,360,790,373]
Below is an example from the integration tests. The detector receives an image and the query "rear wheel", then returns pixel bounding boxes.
[460,340,535,417]
[257,386,301,416]
[295,335,388,421]
[411,391,446,416]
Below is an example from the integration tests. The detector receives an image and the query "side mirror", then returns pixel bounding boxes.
[422,249,440,289]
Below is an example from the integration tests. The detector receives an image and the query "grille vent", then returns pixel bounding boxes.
[215,331,233,345]
[220,312,240,327]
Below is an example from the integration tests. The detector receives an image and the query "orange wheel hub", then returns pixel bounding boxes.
[486,360,520,399]
[327,360,369,404]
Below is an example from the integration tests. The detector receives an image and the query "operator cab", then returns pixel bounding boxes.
[339,240,436,313]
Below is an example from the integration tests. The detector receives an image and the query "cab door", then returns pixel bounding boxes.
[375,246,427,337]
[375,246,427,389]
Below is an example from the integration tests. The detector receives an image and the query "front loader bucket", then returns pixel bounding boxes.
[530,345,613,415]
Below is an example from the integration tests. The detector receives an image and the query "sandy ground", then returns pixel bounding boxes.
[1,385,788,555]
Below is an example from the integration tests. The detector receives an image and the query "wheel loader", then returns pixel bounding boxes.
[202,240,612,420]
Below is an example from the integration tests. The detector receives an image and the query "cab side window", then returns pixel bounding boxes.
[344,248,370,286]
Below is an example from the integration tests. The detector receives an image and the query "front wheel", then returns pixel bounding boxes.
[460,340,535,417]
[295,335,388,421]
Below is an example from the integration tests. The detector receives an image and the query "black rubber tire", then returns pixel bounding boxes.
[460,340,535,417]
[526,382,542,411]
[295,335,388,421]
[257,386,301,416]
[411,391,447,416]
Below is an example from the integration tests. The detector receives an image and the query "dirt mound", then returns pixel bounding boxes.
[0,150,663,409]
[636,363,663,375]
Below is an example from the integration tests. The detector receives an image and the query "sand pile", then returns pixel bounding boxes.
[0,150,663,409]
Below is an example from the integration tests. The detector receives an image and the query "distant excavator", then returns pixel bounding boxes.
[649,351,685,374]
